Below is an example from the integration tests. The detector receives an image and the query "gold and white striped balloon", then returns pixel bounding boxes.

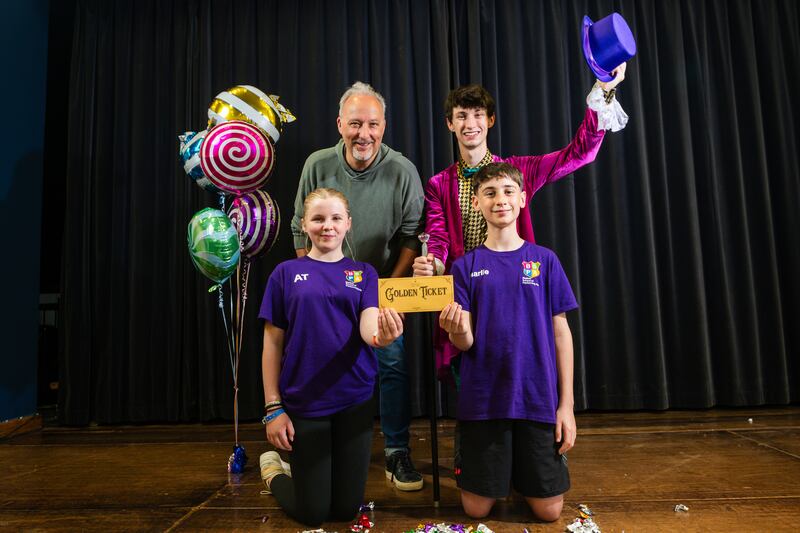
[207,85,296,145]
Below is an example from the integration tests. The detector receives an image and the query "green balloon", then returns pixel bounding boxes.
[187,208,241,283]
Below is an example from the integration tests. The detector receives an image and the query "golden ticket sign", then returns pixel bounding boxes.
[378,276,454,313]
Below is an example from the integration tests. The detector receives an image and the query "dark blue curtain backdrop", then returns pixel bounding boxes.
[57,0,800,424]
[0,0,49,422]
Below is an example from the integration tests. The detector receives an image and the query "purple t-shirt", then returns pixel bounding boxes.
[259,256,379,417]
[451,242,578,423]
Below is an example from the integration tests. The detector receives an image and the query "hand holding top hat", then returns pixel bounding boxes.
[582,13,636,90]
[598,63,626,92]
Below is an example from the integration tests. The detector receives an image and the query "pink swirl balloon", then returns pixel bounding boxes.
[200,120,275,194]
[228,190,280,259]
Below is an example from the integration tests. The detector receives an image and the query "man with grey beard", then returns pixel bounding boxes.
[290,82,425,491]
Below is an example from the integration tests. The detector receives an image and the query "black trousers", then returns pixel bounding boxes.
[271,398,374,526]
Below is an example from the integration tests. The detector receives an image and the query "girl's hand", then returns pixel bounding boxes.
[376,308,403,346]
[266,412,295,451]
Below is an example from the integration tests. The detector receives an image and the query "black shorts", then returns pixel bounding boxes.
[454,419,570,499]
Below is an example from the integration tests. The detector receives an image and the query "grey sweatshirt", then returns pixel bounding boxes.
[291,140,424,277]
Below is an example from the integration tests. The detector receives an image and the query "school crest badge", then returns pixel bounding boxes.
[522,261,541,279]
[345,270,364,290]
[345,270,363,283]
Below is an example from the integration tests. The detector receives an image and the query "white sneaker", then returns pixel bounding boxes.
[259,451,289,494]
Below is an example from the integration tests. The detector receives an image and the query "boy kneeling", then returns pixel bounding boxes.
[440,162,577,521]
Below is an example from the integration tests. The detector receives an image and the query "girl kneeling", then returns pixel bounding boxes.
[258,188,402,527]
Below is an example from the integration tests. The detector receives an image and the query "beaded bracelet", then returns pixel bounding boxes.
[264,400,282,410]
[264,403,283,415]
[261,408,285,425]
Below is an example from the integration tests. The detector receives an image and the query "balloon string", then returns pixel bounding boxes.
[235,260,241,357]
[232,260,242,446]
[233,383,240,446]
[231,220,247,446]
[234,260,250,445]
[227,276,235,374]
[217,285,235,380]
[226,275,238,446]
[237,259,250,357]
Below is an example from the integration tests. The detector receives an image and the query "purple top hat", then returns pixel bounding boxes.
[582,12,636,82]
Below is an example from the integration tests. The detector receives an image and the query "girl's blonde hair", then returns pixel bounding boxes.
[302,187,350,216]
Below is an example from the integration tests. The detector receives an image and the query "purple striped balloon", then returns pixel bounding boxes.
[227,190,280,259]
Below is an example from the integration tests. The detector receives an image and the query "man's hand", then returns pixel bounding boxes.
[598,62,626,92]
[413,253,436,277]
[555,405,576,455]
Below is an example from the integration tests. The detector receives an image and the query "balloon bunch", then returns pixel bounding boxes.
[181,85,295,473]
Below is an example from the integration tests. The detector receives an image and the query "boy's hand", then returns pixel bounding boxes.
[377,308,404,346]
[555,405,576,455]
[413,254,435,276]
[266,412,295,451]
[439,303,469,335]
[598,62,627,92]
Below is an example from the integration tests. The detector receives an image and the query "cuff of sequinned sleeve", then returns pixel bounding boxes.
[586,81,629,132]
[434,257,445,276]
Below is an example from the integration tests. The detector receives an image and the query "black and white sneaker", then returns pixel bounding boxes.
[385,449,424,491]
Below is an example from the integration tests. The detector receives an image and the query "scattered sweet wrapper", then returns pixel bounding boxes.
[349,513,374,532]
[566,517,601,533]
[407,523,479,533]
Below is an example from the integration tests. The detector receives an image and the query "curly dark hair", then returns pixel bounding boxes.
[444,84,495,121]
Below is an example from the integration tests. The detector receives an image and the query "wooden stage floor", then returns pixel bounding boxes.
[2,407,799,532]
